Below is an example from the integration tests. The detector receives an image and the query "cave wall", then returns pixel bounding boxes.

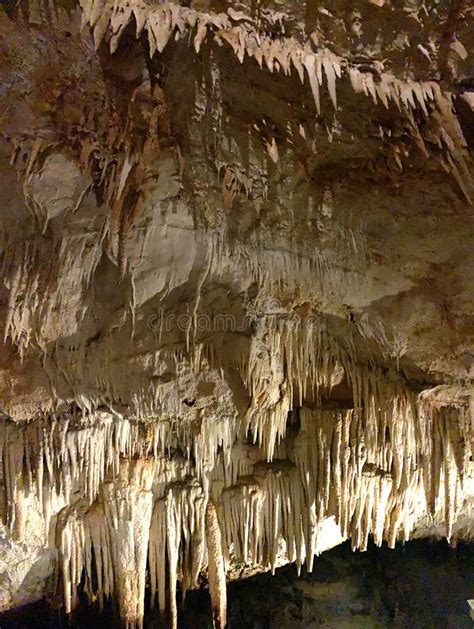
[0,0,473,626]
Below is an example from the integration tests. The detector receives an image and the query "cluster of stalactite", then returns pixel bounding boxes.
[77,0,472,202]
[1,340,472,627]
[2,0,472,362]
[1,4,473,627]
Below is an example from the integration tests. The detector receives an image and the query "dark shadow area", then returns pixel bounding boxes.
[1,539,472,628]
[186,538,472,629]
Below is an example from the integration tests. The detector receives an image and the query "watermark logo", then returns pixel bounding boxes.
[147,299,325,334]
[147,309,254,334]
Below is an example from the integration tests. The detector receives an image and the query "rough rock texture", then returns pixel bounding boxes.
[181,539,474,628]
[0,0,473,626]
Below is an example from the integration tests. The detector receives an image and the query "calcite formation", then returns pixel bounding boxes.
[0,0,473,627]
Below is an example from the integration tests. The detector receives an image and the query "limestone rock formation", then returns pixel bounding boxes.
[0,0,473,626]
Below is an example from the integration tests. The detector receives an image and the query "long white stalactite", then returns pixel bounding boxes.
[205,499,227,629]
[1,0,473,624]
[1,323,473,627]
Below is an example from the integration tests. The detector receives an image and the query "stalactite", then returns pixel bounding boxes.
[74,0,472,202]
[148,498,167,618]
[205,499,227,629]
[0,350,472,625]
[1,1,473,624]
[101,459,155,628]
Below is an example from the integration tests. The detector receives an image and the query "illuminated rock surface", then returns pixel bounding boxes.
[0,0,473,626]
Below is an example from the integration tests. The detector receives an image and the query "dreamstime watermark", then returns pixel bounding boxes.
[147,309,253,334]
[147,301,331,335]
